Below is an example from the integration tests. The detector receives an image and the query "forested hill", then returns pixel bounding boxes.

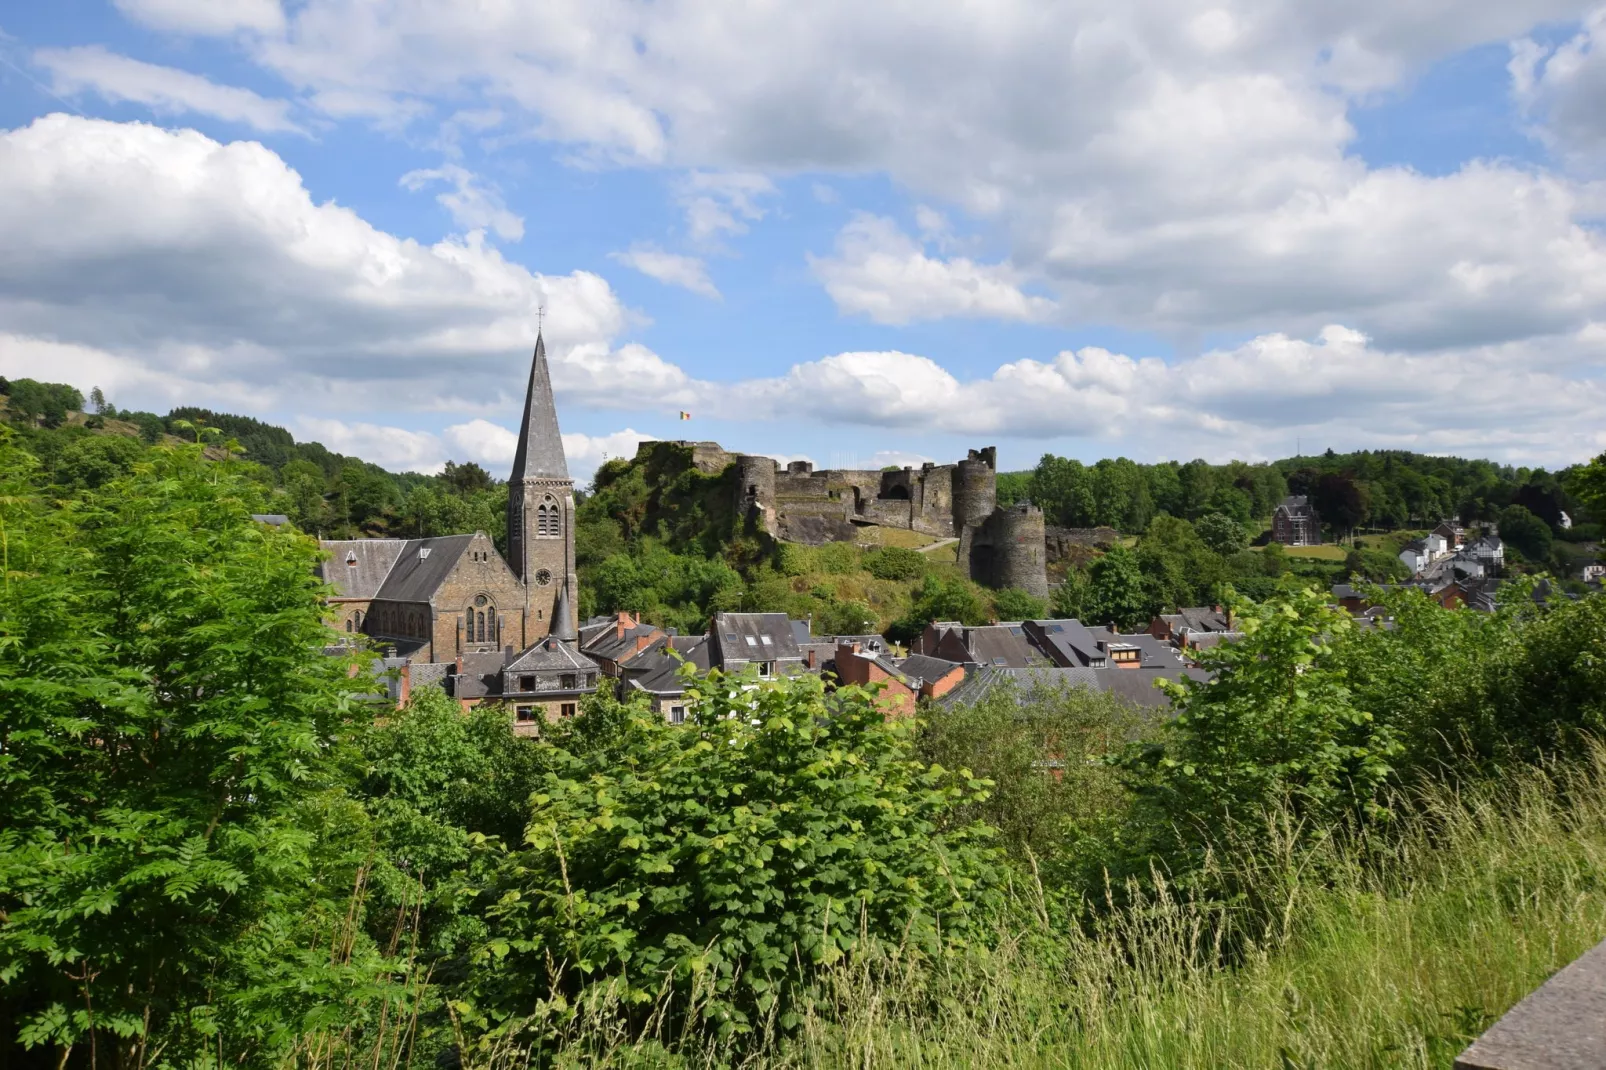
[6,376,1603,637]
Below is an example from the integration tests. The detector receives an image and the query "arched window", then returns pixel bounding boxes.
[536,496,560,538]
[345,618,353,633]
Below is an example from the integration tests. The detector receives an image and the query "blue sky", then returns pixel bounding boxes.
[1,0,1604,480]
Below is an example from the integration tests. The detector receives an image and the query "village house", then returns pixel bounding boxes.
[1271,495,1321,546]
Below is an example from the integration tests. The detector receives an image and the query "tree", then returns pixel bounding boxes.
[1195,512,1249,556]
[464,673,1006,1043]
[1497,505,1553,563]
[1565,452,1606,526]
[1314,472,1367,538]
[442,459,496,496]
[88,386,107,414]
[1084,546,1150,630]
[1123,586,1401,873]
[865,546,927,580]
[0,440,370,1062]
[889,574,988,642]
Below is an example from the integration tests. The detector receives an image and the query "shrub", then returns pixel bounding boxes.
[814,540,862,575]
[991,587,1047,621]
[865,546,926,580]
[464,673,1006,1043]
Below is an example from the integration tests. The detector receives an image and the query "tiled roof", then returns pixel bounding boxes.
[897,653,964,685]
[625,635,711,695]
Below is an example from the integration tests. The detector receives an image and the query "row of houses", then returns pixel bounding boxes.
[1397,521,1504,581]
[366,607,1221,728]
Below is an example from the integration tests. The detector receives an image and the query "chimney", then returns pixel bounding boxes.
[455,654,463,674]
[806,648,817,669]
[398,662,411,706]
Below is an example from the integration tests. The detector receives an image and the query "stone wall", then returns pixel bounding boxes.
[968,502,1050,598]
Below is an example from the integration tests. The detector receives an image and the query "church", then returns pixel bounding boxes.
[317,333,594,720]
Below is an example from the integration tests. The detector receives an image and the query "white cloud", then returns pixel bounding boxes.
[677,171,777,244]
[295,416,446,472]
[561,428,657,484]
[716,326,1606,465]
[207,0,1606,346]
[812,215,1057,325]
[0,114,676,417]
[609,245,720,298]
[1512,8,1606,163]
[36,46,303,134]
[399,163,524,241]
[114,0,285,36]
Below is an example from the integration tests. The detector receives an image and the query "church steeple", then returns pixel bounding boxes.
[506,328,577,643]
[508,331,569,483]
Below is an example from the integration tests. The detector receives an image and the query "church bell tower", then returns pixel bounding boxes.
[506,330,577,642]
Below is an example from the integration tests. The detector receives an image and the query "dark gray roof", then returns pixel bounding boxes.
[964,624,1051,668]
[790,619,812,645]
[506,636,596,672]
[373,535,476,603]
[626,635,712,695]
[710,612,803,667]
[1277,495,1316,516]
[897,654,964,685]
[581,619,664,663]
[1174,607,1231,633]
[942,662,1208,710]
[1024,619,1106,666]
[551,582,577,642]
[319,539,407,599]
[508,332,569,482]
[251,513,290,526]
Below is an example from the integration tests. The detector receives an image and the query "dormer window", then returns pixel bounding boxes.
[418,547,431,560]
[346,551,358,566]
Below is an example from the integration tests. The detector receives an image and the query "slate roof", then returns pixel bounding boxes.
[373,535,477,603]
[941,662,1209,710]
[625,635,712,695]
[710,612,803,667]
[1024,618,1107,666]
[1277,495,1316,516]
[581,618,665,664]
[319,539,407,599]
[251,513,290,526]
[506,636,596,672]
[1174,607,1231,633]
[508,332,569,482]
[963,624,1051,668]
[897,653,964,685]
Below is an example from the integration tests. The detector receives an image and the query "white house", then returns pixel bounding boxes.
[1399,539,1432,575]
[1469,535,1505,573]
[1424,532,1448,559]
[1584,562,1605,583]
[1559,511,1573,531]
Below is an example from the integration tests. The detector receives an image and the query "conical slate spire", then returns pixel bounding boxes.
[508,332,569,482]
[550,581,577,642]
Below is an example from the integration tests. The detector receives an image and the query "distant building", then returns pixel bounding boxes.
[1271,495,1321,546]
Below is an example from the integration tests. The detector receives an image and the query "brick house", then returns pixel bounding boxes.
[1271,495,1321,546]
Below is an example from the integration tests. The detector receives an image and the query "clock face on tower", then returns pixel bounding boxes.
[534,568,553,586]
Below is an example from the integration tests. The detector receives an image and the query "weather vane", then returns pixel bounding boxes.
[536,303,546,334]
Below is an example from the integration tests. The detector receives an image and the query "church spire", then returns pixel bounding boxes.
[509,330,569,482]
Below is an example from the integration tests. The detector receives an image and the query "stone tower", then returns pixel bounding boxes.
[506,331,577,642]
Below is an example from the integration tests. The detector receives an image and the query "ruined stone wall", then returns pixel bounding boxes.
[734,454,778,536]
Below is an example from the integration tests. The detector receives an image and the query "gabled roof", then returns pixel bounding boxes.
[319,539,407,599]
[373,535,478,603]
[508,332,569,482]
[582,620,666,664]
[1276,495,1316,516]
[506,636,597,672]
[961,624,1050,668]
[1023,618,1106,666]
[1174,607,1231,633]
[625,635,712,695]
[710,612,803,666]
[897,653,964,685]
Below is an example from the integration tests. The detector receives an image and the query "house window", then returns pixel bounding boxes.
[757,661,774,678]
[515,706,537,723]
[561,674,577,690]
[519,675,535,692]
[560,703,577,718]
[669,705,686,724]
[345,619,353,633]
[585,673,595,687]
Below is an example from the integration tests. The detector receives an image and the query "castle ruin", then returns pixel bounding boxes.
[651,441,1048,596]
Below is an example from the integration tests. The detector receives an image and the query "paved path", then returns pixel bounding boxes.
[916,537,959,555]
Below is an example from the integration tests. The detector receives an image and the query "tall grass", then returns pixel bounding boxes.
[297,744,1606,1069]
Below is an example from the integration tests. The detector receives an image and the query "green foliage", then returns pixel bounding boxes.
[917,680,1139,879]
[587,542,745,633]
[1084,546,1151,630]
[864,545,926,580]
[1565,452,1606,525]
[4,378,84,428]
[0,436,371,1061]
[1497,504,1553,563]
[1195,512,1249,556]
[991,587,1047,622]
[889,574,989,642]
[1123,585,1401,872]
[463,673,1006,1041]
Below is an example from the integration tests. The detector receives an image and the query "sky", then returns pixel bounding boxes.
[0,1,1604,483]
